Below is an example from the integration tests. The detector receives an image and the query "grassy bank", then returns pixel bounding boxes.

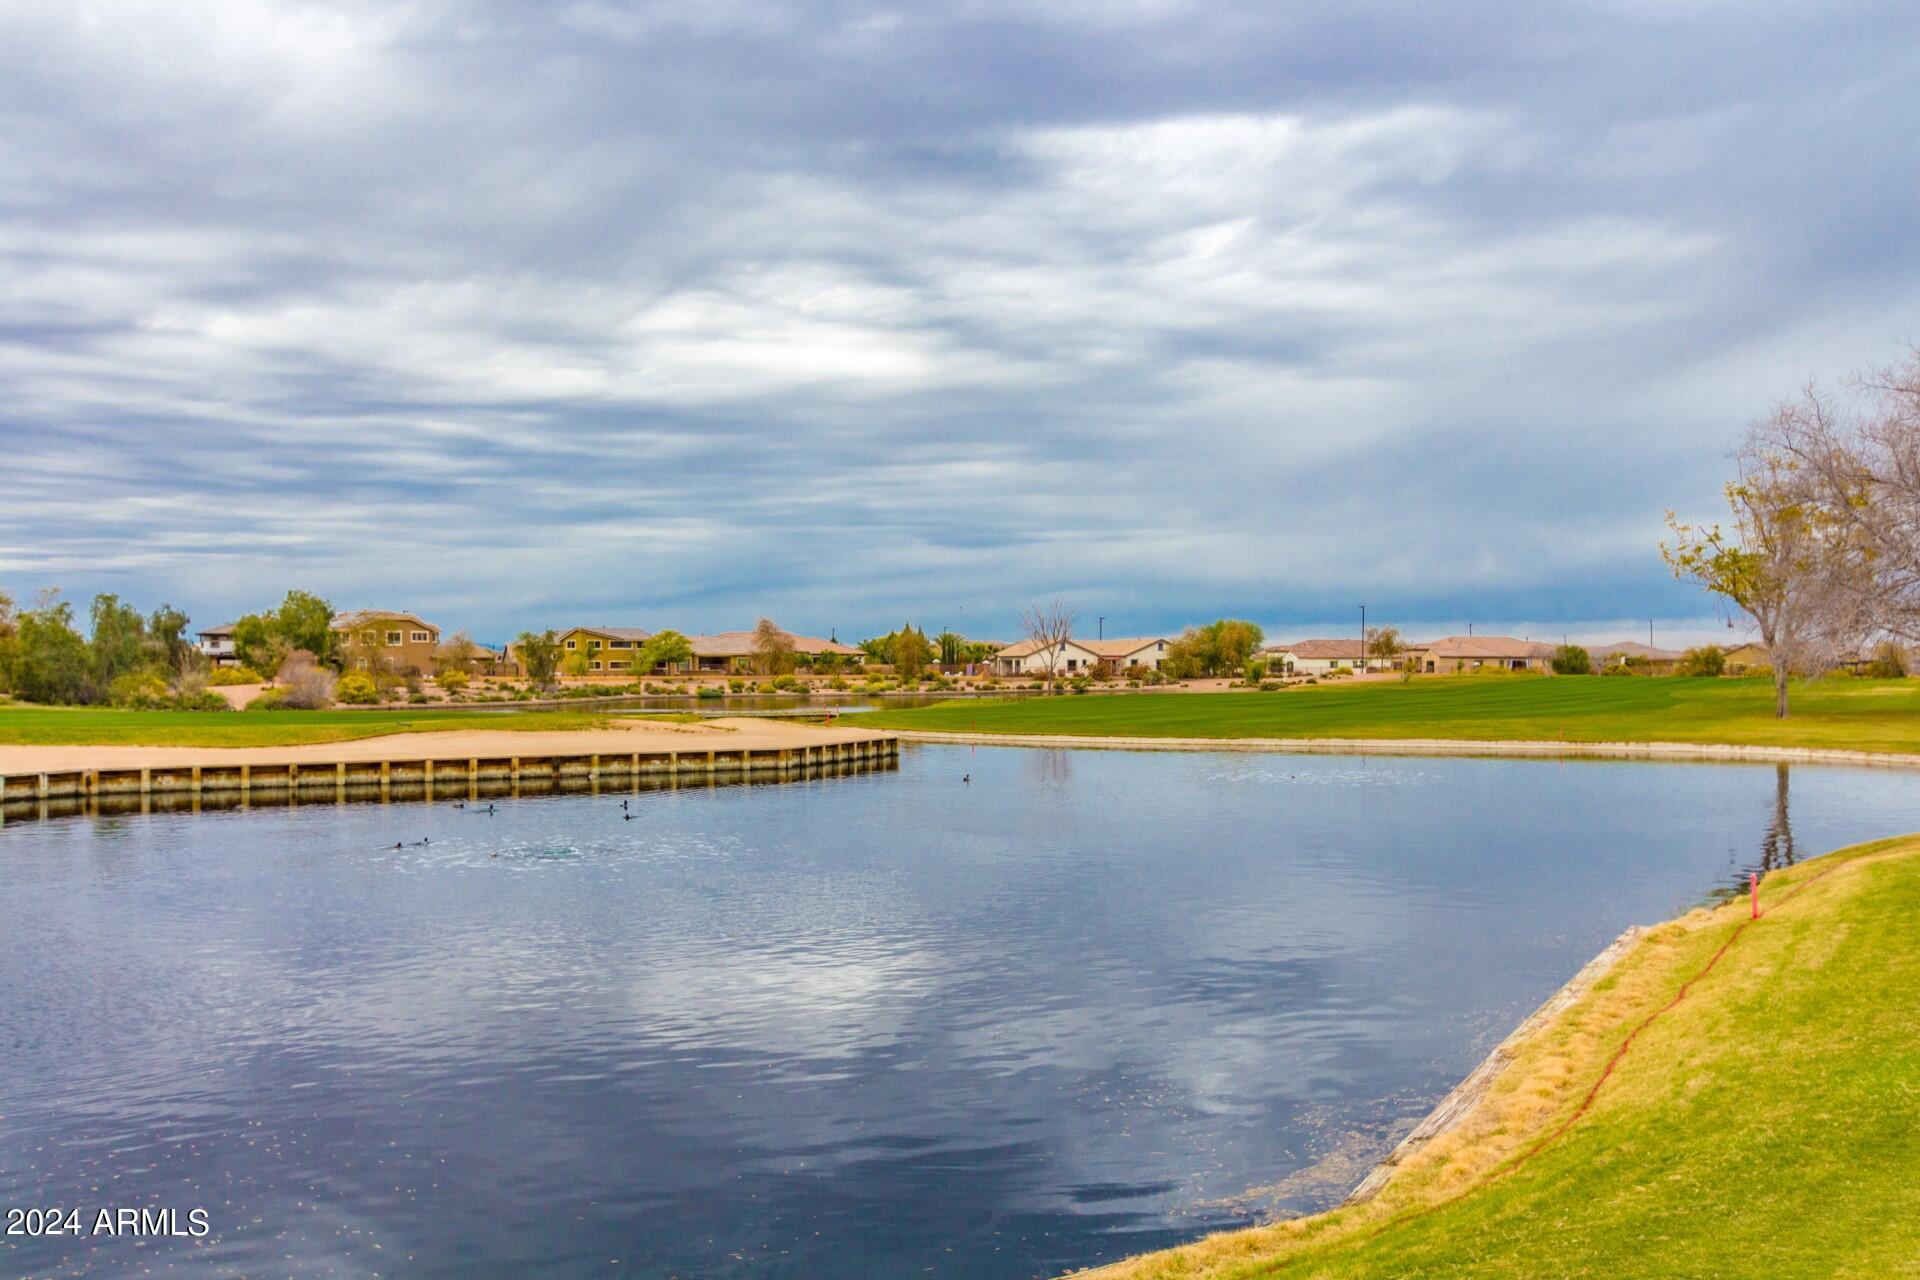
[0,706,614,748]
[1074,835,1920,1279]
[861,676,1920,755]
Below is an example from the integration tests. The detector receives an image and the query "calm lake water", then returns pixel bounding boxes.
[2,746,1913,1278]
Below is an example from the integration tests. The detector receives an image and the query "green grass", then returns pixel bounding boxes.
[0,705,614,747]
[1081,836,1920,1279]
[862,675,1920,755]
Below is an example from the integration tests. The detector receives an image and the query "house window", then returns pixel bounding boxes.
[590,662,601,670]
[610,640,631,648]
[566,640,577,650]
[411,631,430,643]
[385,631,402,645]
[609,661,628,670]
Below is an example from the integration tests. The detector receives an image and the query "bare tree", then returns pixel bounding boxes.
[435,629,479,675]
[1664,442,1871,718]
[1019,598,1077,689]
[752,618,796,675]
[1757,349,1920,640]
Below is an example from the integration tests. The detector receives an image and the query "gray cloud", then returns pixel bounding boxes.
[3,1,1917,640]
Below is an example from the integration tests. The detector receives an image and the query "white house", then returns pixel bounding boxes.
[196,621,240,668]
[1261,639,1393,675]
[991,637,1104,677]
[1081,637,1172,672]
[991,635,1172,677]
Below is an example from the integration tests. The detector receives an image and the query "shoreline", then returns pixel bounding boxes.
[890,728,1920,769]
[1067,835,1918,1279]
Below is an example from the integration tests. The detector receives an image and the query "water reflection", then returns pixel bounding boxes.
[2,748,1914,1280]
[1757,763,1799,874]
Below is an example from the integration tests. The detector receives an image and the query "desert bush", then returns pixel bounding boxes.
[408,692,431,704]
[334,672,379,705]
[771,674,803,692]
[1677,645,1727,677]
[1864,641,1909,679]
[209,666,264,686]
[1551,644,1593,676]
[278,651,336,708]
[108,671,173,709]
[437,668,470,693]
[246,687,287,710]
[697,684,723,700]
[727,678,746,693]
[829,676,850,691]
[183,690,231,711]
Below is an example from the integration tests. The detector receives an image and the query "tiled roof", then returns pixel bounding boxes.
[1423,635,1555,659]
[331,610,436,632]
[687,630,862,657]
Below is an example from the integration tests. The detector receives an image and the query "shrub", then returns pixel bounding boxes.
[1551,644,1593,676]
[176,690,231,711]
[209,666,264,686]
[1865,641,1909,679]
[108,671,173,709]
[727,678,746,693]
[1677,645,1727,677]
[437,668,470,693]
[335,672,379,705]
[696,684,723,700]
[771,675,803,692]
[245,687,287,710]
[829,677,850,691]
[276,650,335,708]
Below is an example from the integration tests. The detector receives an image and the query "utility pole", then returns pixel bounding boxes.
[1359,604,1366,672]
[1098,616,1105,640]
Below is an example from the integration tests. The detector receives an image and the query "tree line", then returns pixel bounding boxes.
[0,589,213,707]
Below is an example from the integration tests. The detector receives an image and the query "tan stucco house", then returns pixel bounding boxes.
[330,610,441,675]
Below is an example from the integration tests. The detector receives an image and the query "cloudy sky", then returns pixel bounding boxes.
[4,1,1917,645]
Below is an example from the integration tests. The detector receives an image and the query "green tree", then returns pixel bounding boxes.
[148,603,194,672]
[0,589,19,695]
[516,629,562,687]
[1551,644,1593,675]
[89,593,152,689]
[936,630,966,666]
[890,624,932,680]
[1166,619,1266,677]
[230,613,286,677]
[1678,645,1728,677]
[1366,625,1405,668]
[273,590,335,663]
[229,590,334,676]
[16,596,92,703]
[641,629,693,674]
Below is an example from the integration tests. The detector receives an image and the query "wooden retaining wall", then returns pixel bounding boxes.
[0,736,899,817]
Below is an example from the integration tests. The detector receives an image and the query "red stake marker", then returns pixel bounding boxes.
[1751,871,1760,919]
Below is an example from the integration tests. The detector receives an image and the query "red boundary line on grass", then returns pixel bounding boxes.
[1309,857,1854,1256]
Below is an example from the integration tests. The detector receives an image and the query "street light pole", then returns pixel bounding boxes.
[1359,604,1366,673]
[1099,616,1105,641]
